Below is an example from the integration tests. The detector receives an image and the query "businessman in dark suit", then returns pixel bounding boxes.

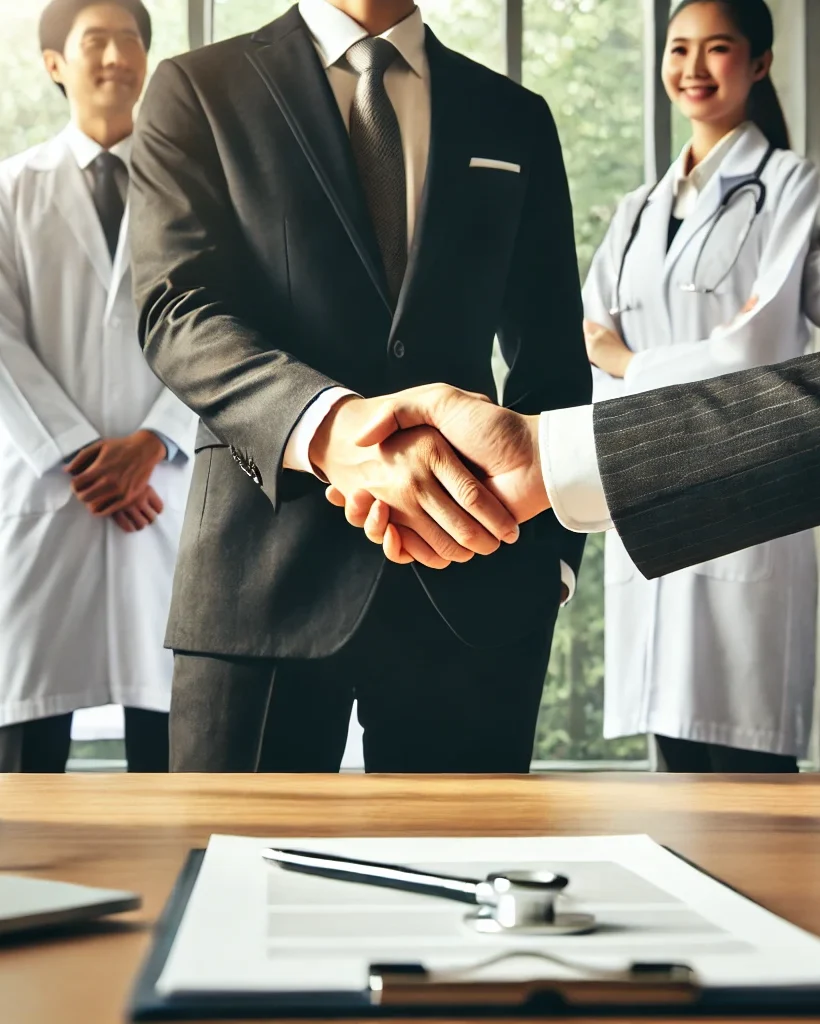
[129,0,591,772]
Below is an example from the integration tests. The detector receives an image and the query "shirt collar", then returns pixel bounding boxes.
[298,0,426,77]
[672,122,748,198]
[63,121,133,171]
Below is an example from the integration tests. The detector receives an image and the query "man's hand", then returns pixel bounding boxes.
[309,394,522,569]
[65,430,166,516]
[321,384,549,567]
[111,486,165,533]
[583,319,633,378]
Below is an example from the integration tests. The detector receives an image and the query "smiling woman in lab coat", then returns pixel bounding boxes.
[583,0,820,772]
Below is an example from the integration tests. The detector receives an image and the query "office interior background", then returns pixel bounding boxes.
[3,0,819,770]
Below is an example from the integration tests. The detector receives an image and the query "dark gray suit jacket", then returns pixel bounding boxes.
[594,352,820,579]
[129,7,591,658]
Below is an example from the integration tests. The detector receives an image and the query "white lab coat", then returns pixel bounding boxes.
[0,127,197,727]
[584,123,820,756]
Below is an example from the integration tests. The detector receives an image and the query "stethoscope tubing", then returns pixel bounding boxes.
[609,144,775,320]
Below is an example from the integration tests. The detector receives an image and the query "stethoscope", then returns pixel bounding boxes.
[609,143,775,321]
[263,847,597,935]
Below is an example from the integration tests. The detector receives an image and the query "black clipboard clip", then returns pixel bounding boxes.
[369,958,701,1010]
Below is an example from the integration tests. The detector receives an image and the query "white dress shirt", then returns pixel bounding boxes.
[671,123,745,220]
[540,127,747,534]
[283,0,430,473]
[64,120,131,203]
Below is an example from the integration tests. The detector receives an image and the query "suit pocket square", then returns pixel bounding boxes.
[469,157,521,173]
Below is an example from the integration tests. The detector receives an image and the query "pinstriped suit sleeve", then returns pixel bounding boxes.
[593,352,820,579]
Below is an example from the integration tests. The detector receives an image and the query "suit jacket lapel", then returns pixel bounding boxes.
[52,137,112,290]
[391,29,463,335]
[245,8,392,314]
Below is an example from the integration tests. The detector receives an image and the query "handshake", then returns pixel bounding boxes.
[308,383,550,569]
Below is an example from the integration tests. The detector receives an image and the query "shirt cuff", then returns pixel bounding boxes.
[283,387,360,475]
[539,405,613,533]
[149,430,178,463]
[559,560,575,604]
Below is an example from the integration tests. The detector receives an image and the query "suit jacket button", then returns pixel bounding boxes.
[393,339,405,359]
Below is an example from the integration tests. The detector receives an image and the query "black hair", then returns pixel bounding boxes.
[669,0,790,150]
[39,0,151,94]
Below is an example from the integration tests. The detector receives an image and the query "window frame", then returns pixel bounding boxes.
[75,0,820,770]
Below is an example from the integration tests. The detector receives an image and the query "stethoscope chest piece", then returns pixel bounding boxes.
[465,869,597,935]
[465,907,597,936]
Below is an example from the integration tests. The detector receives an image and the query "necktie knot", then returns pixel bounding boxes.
[91,150,126,180]
[346,37,400,77]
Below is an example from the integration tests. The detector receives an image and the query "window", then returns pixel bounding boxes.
[4,0,816,772]
[417,0,505,74]
[213,0,293,42]
[145,0,190,71]
[523,0,646,764]
[1,4,70,159]
[214,0,506,68]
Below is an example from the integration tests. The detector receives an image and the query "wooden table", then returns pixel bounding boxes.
[1,773,820,1024]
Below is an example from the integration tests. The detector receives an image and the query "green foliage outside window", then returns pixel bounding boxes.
[522,0,647,761]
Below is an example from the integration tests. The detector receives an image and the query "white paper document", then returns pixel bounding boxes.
[156,834,820,996]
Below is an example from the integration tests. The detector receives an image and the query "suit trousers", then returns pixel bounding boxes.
[653,734,799,773]
[170,564,556,773]
[0,708,170,772]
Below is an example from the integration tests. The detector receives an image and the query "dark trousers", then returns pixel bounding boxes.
[170,565,555,773]
[654,734,799,773]
[0,707,170,773]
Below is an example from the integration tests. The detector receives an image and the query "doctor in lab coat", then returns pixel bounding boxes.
[0,0,196,771]
[583,0,820,772]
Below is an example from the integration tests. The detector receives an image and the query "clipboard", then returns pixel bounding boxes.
[129,848,820,1020]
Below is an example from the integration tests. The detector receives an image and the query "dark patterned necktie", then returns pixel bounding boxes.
[90,151,126,260]
[346,37,408,304]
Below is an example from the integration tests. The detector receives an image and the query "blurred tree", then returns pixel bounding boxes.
[214,0,293,41]
[521,0,646,762]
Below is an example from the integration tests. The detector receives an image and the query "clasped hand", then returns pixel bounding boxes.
[315,385,549,569]
[65,430,166,533]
